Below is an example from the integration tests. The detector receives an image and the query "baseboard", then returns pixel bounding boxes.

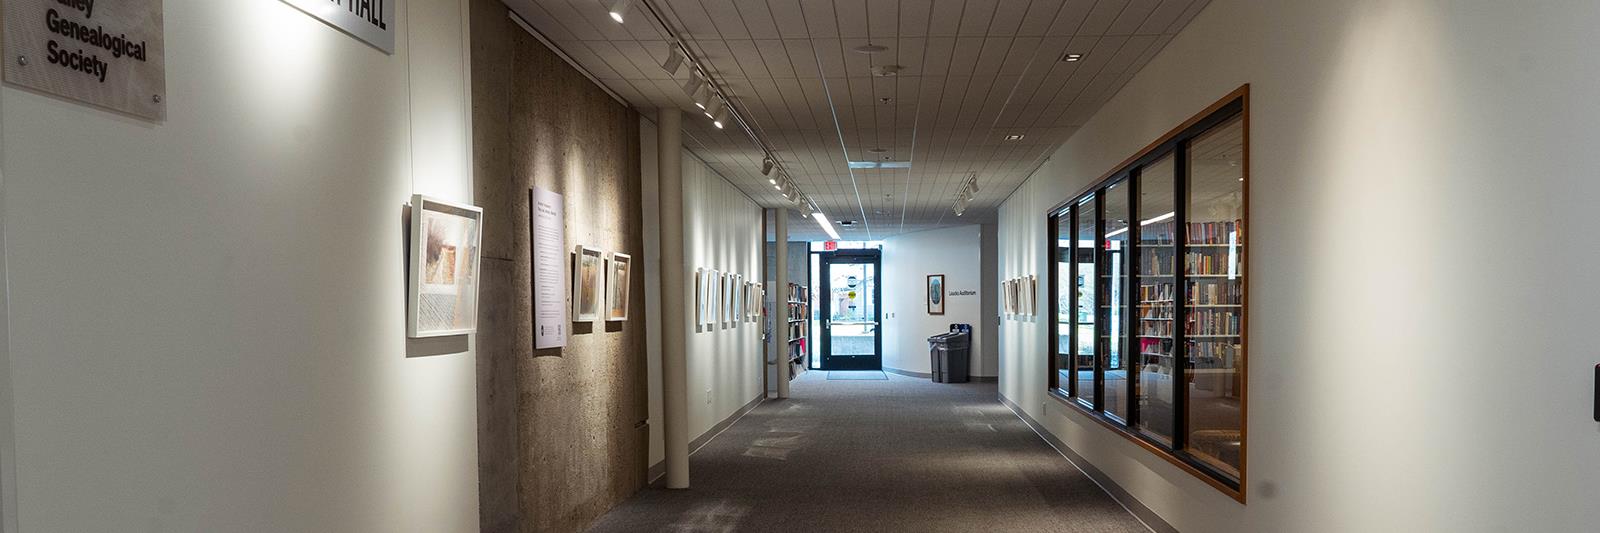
[883,366,930,379]
[648,393,765,483]
[999,395,1177,533]
[883,366,997,382]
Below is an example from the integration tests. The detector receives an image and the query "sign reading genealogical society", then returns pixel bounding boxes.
[280,0,395,54]
[2,0,166,120]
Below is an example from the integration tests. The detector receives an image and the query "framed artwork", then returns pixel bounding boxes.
[607,252,631,321]
[712,270,723,326]
[573,245,603,322]
[1027,275,1038,317]
[408,195,484,338]
[725,273,738,326]
[746,282,757,321]
[1004,279,1017,315]
[694,269,706,326]
[927,274,945,315]
[731,275,742,326]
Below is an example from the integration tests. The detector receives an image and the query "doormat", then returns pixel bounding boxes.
[827,371,888,381]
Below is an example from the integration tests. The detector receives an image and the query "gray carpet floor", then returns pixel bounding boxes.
[586,372,1149,533]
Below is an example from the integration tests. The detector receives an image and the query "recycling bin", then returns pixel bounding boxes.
[927,327,971,383]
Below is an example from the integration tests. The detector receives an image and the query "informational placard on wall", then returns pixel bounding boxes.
[279,0,395,54]
[2,0,166,120]
[531,186,567,349]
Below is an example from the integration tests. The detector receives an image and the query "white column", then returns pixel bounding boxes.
[657,109,690,489]
[774,210,791,398]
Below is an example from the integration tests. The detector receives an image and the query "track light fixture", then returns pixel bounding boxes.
[683,78,703,102]
[605,0,814,220]
[693,86,711,110]
[661,45,682,76]
[607,0,633,23]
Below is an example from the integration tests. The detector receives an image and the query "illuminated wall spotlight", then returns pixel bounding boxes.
[761,157,775,176]
[712,107,728,129]
[608,0,634,23]
[704,98,722,119]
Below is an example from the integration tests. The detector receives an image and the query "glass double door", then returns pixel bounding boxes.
[819,250,881,370]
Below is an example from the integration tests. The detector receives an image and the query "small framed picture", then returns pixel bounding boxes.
[927,274,945,315]
[408,195,484,338]
[573,245,604,322]
[1026,275,1038,317]
[606,252,631,321]
[1004,279,1018,316]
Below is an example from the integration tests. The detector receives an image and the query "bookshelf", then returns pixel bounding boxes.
[785,283,810,377]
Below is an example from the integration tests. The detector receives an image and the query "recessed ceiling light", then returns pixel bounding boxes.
[1004,134,1025,141]
[870,65,902,77]
[1061,53,1083,62]
[852,44,888,54]
[867,147,888,154]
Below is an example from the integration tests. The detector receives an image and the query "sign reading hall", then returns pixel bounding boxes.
[280,0,396,54]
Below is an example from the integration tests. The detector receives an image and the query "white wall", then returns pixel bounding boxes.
[998,0,1600,531]
[0,0,478,530]
[882,225,995,377]
[641,119,765,467]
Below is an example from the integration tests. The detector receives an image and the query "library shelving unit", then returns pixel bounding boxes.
[786,283,810,379]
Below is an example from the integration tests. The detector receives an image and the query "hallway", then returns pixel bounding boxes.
[588,373,1148,533]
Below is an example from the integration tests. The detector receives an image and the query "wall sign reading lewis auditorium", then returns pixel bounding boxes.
[281,0,396,54]
[3,0,166,120]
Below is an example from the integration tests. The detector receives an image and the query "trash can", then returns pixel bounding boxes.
[927,324,972,383]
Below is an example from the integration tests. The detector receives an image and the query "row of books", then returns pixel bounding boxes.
[1130,220,1241,245]
[1187,282,1242,305]
[1186,341,1240,361]
[1188,221,1241,245]
[1187,309,1240,336]
[787,284,810,302]
[1140,321,1176,337]
[1139,282,1175,302]
[788,323,806,339]
[1184,252,1241,276]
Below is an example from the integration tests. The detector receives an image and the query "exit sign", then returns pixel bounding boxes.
[824,241,838,251]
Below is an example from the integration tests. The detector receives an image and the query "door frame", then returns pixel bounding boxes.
[818,249,882,370]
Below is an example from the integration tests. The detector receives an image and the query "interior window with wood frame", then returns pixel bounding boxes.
[1045,86,1249,501]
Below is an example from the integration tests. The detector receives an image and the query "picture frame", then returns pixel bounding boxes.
[1031,275,1039,316]
[572,245,604,322]
[1004,278,1018,316]
[927,274,945,315]
[694,268,707,327]
[712,270,724,327]
[725,273,738,326]
[732,275,744,326]
[606,252,631,321]
[745,282,757,321]
[408,194,484,338]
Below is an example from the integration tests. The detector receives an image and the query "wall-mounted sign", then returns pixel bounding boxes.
[3,0,166,120]
[531,186,567,349]
[280,0,395,54]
